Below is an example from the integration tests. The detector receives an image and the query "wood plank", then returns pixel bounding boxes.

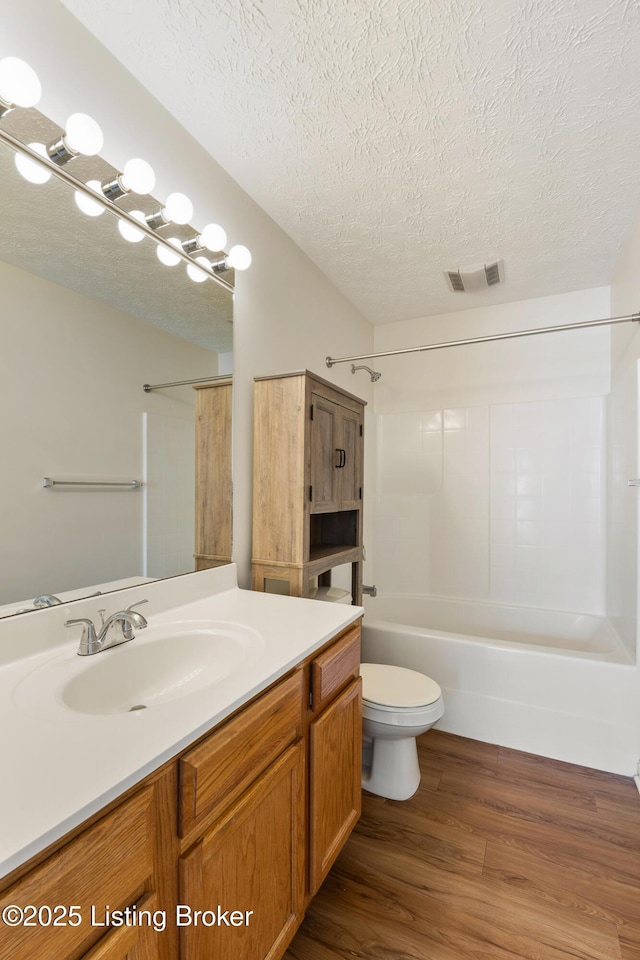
[497,744,637,803]
[419,728,501,770]
[437,767,640,857]
[484,840,640,929]
[356,795,486,878]
[321,851,622,960]
[620,922,640,960]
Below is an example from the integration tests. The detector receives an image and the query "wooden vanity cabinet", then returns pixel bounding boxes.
[252,371,365,603]
[0,622,362,960]
[0,768,178,960]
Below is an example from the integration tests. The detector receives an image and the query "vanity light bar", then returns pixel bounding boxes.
[0,128,235,293]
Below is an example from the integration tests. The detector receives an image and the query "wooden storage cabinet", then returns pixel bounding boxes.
[252,371,366,602]
[193,380,232,571]
[0,623,362,960]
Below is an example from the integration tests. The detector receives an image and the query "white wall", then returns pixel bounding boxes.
[609,208,640,752]
[2,1,374,590]
[370,288,611,611]
[0,260,215,603]
[373,287,611,412]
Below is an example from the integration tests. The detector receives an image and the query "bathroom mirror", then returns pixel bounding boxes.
[0,108,234,616]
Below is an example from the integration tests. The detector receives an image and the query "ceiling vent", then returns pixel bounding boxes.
[445,259,504,293]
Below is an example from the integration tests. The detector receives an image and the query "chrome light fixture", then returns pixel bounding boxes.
[47,112,104,165]
[211,244,253,273]
[0,57,42,117]
[146,191,194,229]
[0,54,251,289]
[182,222,227,254]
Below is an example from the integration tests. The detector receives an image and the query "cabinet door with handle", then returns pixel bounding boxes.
[310,395,363,513]
[309,394,342,512]
[337,407,363,508]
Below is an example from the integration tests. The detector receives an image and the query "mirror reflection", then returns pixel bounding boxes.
[0,108,233,617]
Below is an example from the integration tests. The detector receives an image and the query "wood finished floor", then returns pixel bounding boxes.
[285,731,640,960]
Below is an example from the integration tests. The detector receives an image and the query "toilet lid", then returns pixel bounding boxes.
[360,663,442,708]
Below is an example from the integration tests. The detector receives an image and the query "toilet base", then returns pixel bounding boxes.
[362,735,421,801]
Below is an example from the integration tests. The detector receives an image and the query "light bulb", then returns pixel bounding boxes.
[227,244,252,270]
[163,192,193,225]
[64,113,104,156]
[14,143,51,185]
[199,223,227,251]
[187,256,210,283]
[121,158,155,195]
[156,238,182,266]
[0,57,41,108]
[74,180,105,217]
[118,210,146,243]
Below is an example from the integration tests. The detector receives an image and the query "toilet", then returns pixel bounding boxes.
[360,662,444,801]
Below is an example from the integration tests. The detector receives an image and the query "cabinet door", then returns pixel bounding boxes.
[179,741,305,960]
[0,776,176,960]
[79,894,161,960]
[337,407,363,508]
[310,393,342,511]
[309,679,362,895]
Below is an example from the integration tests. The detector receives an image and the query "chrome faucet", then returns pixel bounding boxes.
[66,599,148,656]
[33,594,63,607]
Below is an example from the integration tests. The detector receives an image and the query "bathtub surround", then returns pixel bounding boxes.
[374,395,605,611]
[366,286,640,774]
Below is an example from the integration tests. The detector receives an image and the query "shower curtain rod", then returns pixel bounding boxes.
[143,374,232,392]
[325,310,640,368]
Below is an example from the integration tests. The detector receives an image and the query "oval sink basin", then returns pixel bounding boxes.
[14,621,264,717]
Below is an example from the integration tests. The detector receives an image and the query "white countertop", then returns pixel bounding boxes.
[0,565,362,879]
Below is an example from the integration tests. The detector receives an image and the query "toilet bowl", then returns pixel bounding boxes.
[361,662,444,801]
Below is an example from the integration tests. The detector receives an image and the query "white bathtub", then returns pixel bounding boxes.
[361,594,638,776]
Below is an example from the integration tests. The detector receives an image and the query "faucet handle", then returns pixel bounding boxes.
[121,599,149,640]
[65,617,99,656]
[125,598,148,613]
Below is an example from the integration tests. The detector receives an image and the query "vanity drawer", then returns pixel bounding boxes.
[0,784,157,960]
[179,669,304,837]
[311,623,361,712]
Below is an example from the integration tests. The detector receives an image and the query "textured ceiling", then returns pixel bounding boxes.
[62,0,640,323]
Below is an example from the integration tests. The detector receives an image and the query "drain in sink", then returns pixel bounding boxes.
[129,704,147,712]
